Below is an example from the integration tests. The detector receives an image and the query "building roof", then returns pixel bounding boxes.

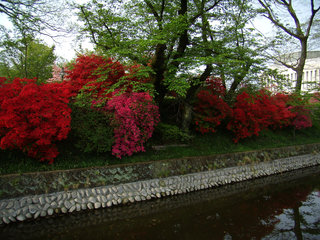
[279,51,320,62]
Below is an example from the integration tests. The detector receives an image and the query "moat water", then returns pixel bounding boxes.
[1,166,320,240]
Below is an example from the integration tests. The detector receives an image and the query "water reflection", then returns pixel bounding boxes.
[1,166,320,240]
[264,189,320,240]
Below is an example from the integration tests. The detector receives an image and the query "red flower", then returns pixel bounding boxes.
[0,78,71,163]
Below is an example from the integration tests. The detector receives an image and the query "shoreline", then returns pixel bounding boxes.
[1,143,320,225]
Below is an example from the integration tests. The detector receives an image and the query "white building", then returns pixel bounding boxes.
[268,51,320,93]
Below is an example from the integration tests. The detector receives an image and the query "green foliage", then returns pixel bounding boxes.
[104,65,155,97]
[153,123,193,144]
[164,74,191,97]
[309,103,320,123]
[0,36,56,83]
[70,104,114,154]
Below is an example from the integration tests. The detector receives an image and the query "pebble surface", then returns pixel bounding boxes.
[1,153,320,225]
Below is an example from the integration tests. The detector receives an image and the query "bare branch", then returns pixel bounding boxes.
[258,0,301,39]
[305,0,320,38]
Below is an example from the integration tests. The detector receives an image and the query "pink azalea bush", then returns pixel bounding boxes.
[104,92,160,158]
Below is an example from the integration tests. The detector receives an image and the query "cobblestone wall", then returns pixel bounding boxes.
[1,143,320,200]
[1,151,320,225]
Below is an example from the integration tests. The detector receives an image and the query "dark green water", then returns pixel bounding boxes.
[1,166,320,240]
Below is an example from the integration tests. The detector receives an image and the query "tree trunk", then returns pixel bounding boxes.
[225,78,241,103]
[181,84,200,132]
[295,69,303,93]
[225,62,252,103]
[166,0,189,74]
[294,38,307,93]
[152,0,189,106]
[23,42,28,78]
[181,101,193,132]
[151,43,167,105]
[181,65,212,132]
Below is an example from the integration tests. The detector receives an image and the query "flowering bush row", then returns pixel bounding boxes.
[0,54,314,163]
[0,54,159,163]
[194,78,313,142]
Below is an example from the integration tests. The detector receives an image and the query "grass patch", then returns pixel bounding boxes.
[1,124,320,175]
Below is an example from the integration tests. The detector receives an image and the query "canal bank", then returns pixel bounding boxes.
[1,165,320,240]
[1,143,320,225]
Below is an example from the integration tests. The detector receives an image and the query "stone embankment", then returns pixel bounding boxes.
[1,143,320,225]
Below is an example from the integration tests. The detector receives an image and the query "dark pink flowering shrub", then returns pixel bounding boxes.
[105,92,159,158]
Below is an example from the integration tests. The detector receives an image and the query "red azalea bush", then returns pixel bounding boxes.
[0,54,158,162]
[104,92,159,158]
[194,92,231,134]
[226,91,262,142]
[205,76,226,96]
[194,77,310,143]
[66,54,153,106]
[289,105,313,130]
[0,78,72,163]
[273,93,312,130]
[291,108,313,129]
[269,93,296,128]
[65,54,125,97]
[227,90,311,143]
[194,77,231,134]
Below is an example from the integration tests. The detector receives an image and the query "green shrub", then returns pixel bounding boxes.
[70,104,114,153]
[153,123,193,144]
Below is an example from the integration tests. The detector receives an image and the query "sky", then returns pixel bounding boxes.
[40,0,94,61]
[42,32,94,62]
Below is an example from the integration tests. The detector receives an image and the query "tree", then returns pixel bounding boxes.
[77,0,267,131]
[179,0,265,129]
[0,35,56,83]
[77,0,222,103]
[258,0,320,92]
[0,0,71,37]
[0,1,74,82]
[208,0,265,101]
